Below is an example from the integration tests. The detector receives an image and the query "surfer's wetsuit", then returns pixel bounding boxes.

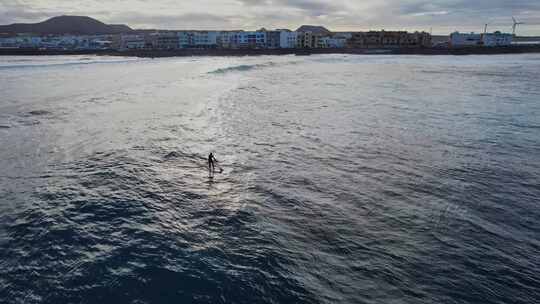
[208,153,217,174]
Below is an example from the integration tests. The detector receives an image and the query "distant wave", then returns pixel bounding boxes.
[208,62,278,74]
[207,59,303,75]
[0,57,140,70]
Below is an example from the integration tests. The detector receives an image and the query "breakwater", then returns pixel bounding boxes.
[1,45,540,57]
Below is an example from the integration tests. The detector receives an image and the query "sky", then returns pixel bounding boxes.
[1,0,539,35]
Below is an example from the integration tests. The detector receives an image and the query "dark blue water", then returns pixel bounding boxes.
[1,54,540,303]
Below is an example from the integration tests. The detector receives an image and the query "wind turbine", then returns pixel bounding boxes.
[512,17,524,36]
[483,22,490,34]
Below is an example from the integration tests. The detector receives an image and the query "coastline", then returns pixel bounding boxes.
[1,45,540,57]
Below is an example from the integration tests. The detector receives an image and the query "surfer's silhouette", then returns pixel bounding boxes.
[208,153,219,177]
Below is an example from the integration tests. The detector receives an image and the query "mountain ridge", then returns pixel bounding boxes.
[0,15,132,35]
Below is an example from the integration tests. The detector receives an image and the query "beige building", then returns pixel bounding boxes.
[347,31,431,48]
[297,31,326,48]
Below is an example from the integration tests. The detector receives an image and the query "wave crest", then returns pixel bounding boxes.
[208,62,278,74]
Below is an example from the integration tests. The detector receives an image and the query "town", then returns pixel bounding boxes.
[0,16,525,52]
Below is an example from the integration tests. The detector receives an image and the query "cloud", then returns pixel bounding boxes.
[108,12,236,29]
[0,1,53,23]
[238,0,346,15]
[1,0,539,34]
[410,11,449,17]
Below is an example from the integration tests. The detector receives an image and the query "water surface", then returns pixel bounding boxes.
[1,54,540,303]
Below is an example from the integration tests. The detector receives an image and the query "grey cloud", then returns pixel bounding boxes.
[108,12,236,29]
[396,0,540,18]
[0,1,53,24]
[1,0,539,34]
[238,0,345,15]
[356,0,540,31]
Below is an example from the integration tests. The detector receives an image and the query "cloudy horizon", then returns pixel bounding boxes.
[1,0,539,35]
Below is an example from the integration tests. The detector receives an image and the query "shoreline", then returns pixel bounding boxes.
[1,45,540,57]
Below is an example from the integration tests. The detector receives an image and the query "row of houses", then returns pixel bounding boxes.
[0,26,433,50]
[347,31,432,48]
[449,31,514,47]
[119,29,321,50]
[0,34,113,50]
[3,27,513,50]
[118,29,431,50]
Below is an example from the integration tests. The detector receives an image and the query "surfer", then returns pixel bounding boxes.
[208,152,218,176]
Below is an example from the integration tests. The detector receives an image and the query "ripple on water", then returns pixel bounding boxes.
[1,147,322,303]
[2,54,540,304]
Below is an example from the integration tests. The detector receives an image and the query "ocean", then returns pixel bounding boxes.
[1,54,539,303]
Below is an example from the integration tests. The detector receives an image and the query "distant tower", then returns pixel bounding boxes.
[479,23,490,46]
[512,17,524,36]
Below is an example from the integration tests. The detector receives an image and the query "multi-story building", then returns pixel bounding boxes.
[42,36,73,49]
[88,38,113,50]
[334,32,353,40]
[177,31,192,48]
[450,31,513,47]
[232,31,266,48]
[318,36,347,48]
[279,30,298,48]
[481,31,513,46]
[298,31,319,48]
[194,31,219,48]
[408,31,432,47]
[217,31,238,48]
[348,31,431,48]
[156,32,179,50]
[0,37,18,48]
[449,32,483,47]
[0,35,43,48]
[120,34,146,50]
[25,36,43,48]
[176,31,219,48]
[265,30,281,48]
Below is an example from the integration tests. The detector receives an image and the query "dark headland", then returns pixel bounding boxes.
[0,15,131,35]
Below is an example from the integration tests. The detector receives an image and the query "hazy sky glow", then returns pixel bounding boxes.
[1,0,539,35]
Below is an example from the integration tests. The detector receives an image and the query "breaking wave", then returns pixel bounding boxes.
[208,62,279,74]
[0,56,141,70]
[206,59,302,75]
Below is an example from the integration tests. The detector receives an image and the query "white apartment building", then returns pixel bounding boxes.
[176,31,219,48]
[279,31,298,48]
[482,32,513,46]
[450,31,513,47]
[232,31,266,48]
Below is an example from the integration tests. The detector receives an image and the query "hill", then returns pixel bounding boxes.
[296,25,332,35]
[0,15,132,35]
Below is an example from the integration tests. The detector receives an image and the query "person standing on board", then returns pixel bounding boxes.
[208,153,218,177]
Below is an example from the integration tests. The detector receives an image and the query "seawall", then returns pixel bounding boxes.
[1,45,540,57]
